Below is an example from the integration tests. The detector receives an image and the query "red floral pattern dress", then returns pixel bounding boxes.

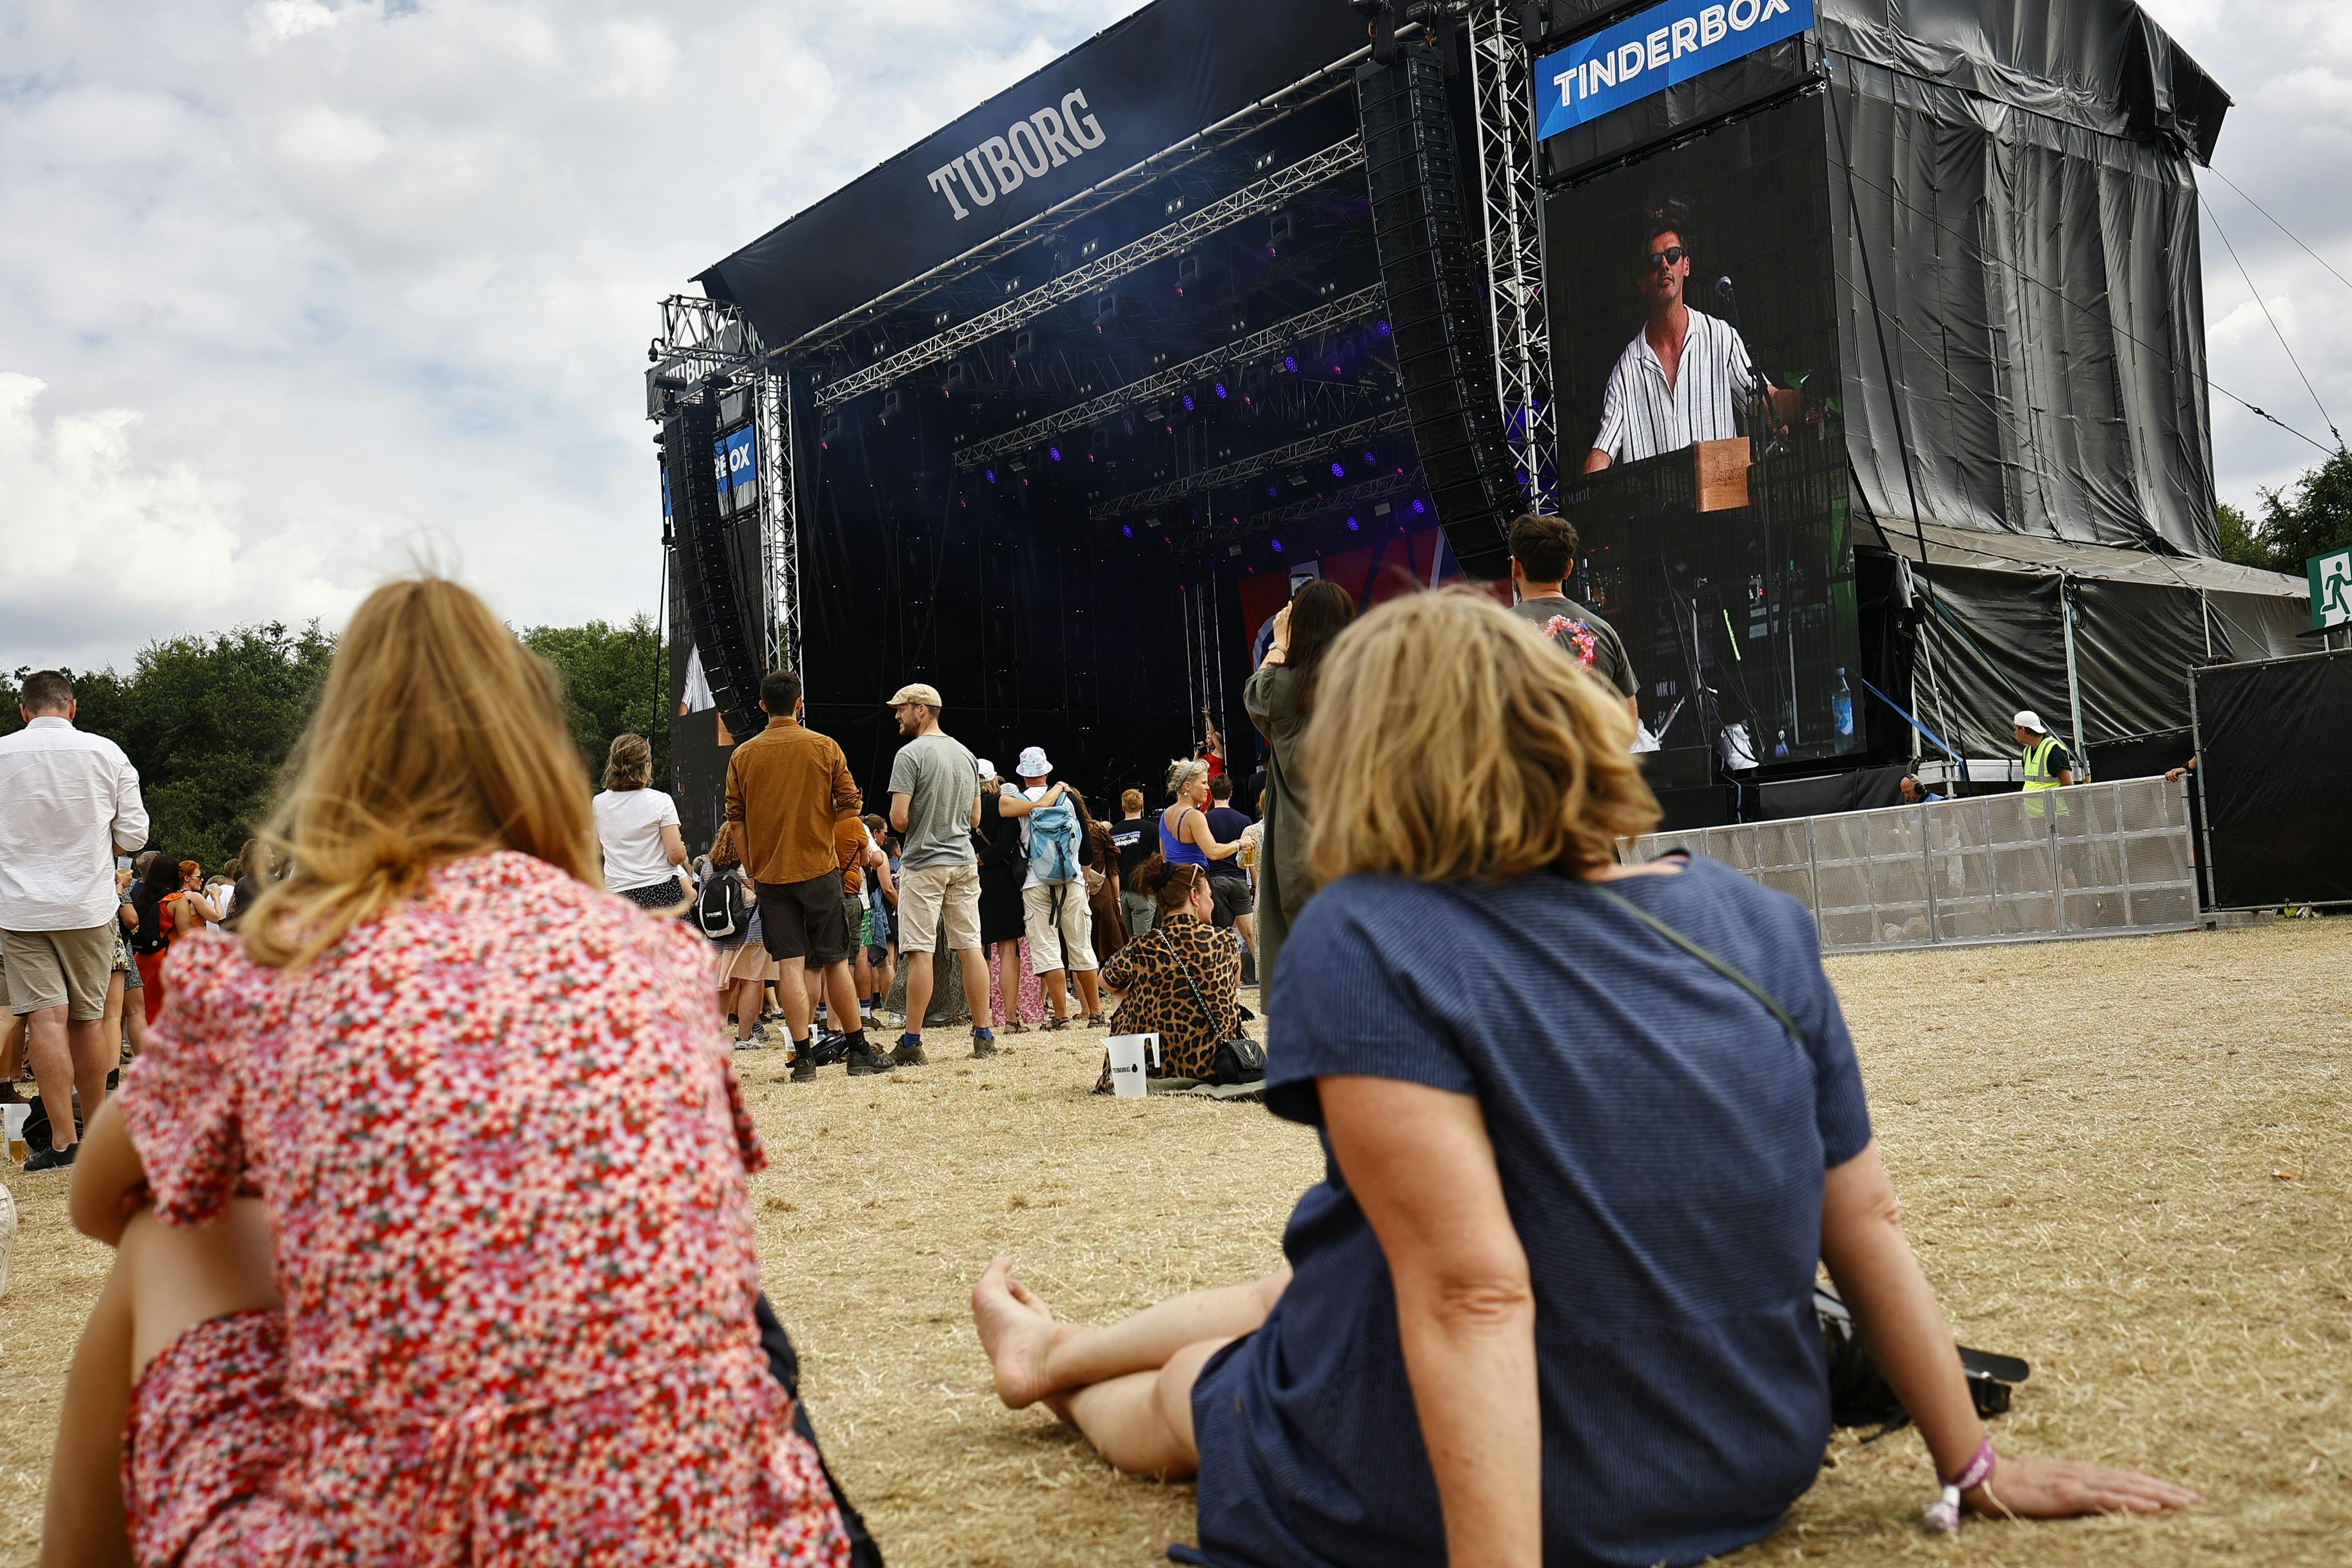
[115,851,850,1568]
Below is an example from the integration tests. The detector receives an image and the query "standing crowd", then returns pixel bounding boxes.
[0,518,2197,1567]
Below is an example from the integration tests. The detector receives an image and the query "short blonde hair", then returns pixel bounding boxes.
[1166,757,1209,798]
[1302,587,1658,883]
[240,576,598,967]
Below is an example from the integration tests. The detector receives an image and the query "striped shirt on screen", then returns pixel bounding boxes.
[1590,307,1761,464]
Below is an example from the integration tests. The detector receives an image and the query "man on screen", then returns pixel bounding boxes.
[1582,211,1802,472]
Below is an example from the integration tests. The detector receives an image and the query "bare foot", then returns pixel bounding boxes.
[972,1254,1064,1409]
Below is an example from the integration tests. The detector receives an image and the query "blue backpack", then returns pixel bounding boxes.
[1026,796,1083,885]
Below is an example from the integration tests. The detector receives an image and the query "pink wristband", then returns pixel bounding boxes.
[1922,1437,1996,1533]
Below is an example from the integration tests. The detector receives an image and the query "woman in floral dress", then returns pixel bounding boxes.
[42,577,849,1568]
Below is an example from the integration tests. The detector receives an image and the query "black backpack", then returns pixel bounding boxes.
[127,891,171,957]
[695,870,745,940]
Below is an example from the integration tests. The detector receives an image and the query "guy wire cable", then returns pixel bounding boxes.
[2206,207,2343,447]
[2202,164,2352,299]
[1833,157,2337,458]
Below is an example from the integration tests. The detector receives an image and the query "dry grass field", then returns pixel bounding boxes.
[3,918,2346,1567]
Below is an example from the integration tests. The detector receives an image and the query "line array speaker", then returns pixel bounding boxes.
[662,397,767,743]
[1355,41,1524,579]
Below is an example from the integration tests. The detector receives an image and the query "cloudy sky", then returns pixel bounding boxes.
[3,0,2345,675]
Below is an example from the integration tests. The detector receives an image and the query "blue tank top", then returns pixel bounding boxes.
[1160,807,1211,867]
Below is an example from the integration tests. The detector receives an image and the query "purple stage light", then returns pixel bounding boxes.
[1269,538,1284,553]
[985,469,997,484]
[1347,516,1360,531]
[1121,524,1133,538]
[1048,446,1062,462]
[1182,394,1196,412]
[1282,355,1297,373]
[1411,500,1426,514]
[1375,320,1392,336]
[1331,462,1345,477]
[1363,451,1376,464]
[1213,382,1229,398]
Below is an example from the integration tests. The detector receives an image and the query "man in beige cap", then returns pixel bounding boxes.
[884,683,997,1063]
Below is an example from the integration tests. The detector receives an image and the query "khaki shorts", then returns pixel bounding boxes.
[1021,883,1099,975]
[897,862,982,954]
[3,923,117,1021]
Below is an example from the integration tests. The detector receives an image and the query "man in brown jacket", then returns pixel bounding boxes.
[725,669,891,1079]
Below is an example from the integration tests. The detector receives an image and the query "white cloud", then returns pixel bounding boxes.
[2,0,2340,679]
[2142,0,2352,506]
[0,0,1148,673]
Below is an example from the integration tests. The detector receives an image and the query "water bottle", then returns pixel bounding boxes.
[1832,667,1854,741]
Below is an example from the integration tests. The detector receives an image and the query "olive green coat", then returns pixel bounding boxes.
[1242,660,1317,993]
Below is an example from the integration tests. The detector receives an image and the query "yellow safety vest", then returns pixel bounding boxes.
[2022,736,2065,790]
[2023,734,2068,818]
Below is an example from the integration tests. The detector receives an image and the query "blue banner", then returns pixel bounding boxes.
[713,426,758,496]
[1534,0,1813,140]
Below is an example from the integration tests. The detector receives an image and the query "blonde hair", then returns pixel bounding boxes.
[240,576,598,967]
[1302,587,1658,884]
[1166,757,1209,798]
[603,732,653,791]
[710,822,741,868]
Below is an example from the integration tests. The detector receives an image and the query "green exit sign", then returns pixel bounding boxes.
[2312,547,2352,631]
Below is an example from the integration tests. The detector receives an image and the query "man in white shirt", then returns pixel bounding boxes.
[995,746,1099,1029]
[0,671,149,1171]
[1582,216,1803,473]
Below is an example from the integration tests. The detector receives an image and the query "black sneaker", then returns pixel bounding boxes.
[845,1040,897,1077]
[890,1034,929,1067]
[972,1028,999,1059]
[789,1055,817,1083]
[23,1142,77,1173]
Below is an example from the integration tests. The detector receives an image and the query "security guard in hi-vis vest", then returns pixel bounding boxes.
[2013,710,2077,816]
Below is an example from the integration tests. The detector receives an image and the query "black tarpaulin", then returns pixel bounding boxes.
[2193,650,2352,909]
[1870,519,2307,756]
[694,0,1368,351]
[1825,21,2224,555]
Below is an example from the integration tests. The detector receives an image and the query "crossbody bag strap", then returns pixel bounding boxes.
[1158,925,1224,1035]
[1577,880,1807,1045]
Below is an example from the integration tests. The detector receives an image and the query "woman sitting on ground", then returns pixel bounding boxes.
[975,588,2191,1567]
[43,576,850,1567]
[1088,858,1244,1092]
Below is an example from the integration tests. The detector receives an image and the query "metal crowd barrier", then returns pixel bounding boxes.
[1624,778,2200,954]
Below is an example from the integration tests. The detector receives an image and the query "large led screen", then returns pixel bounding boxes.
[1547,88,1861,770]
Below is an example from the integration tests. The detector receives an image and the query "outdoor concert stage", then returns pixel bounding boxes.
[645,0,2312,842]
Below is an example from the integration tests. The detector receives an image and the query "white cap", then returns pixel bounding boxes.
[2012,710,2046,733]
[974,757,996,779]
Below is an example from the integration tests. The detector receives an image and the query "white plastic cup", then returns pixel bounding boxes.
[3,1103,26,1162]
[1105,1032,1159,1098]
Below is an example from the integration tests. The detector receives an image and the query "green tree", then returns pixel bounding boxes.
[520,614,668,791]
[2215,501,2270,569]
[5,622,337,870]
[2215,448,2352,572]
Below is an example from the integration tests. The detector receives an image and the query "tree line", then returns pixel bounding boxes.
[2215,446,2352,574]
[3,616,665,872]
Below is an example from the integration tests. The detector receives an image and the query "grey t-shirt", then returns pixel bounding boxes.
[1509,594,1638,698]
[888,731,980,869]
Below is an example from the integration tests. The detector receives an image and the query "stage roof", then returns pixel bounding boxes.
[696,0,1367,355]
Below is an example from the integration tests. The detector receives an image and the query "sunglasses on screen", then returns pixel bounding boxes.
[1643,245,1689,271]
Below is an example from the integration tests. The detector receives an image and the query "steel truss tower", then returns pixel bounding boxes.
[646,295,799,676]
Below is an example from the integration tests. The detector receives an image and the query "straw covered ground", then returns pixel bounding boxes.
[3,918,2346,1567]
